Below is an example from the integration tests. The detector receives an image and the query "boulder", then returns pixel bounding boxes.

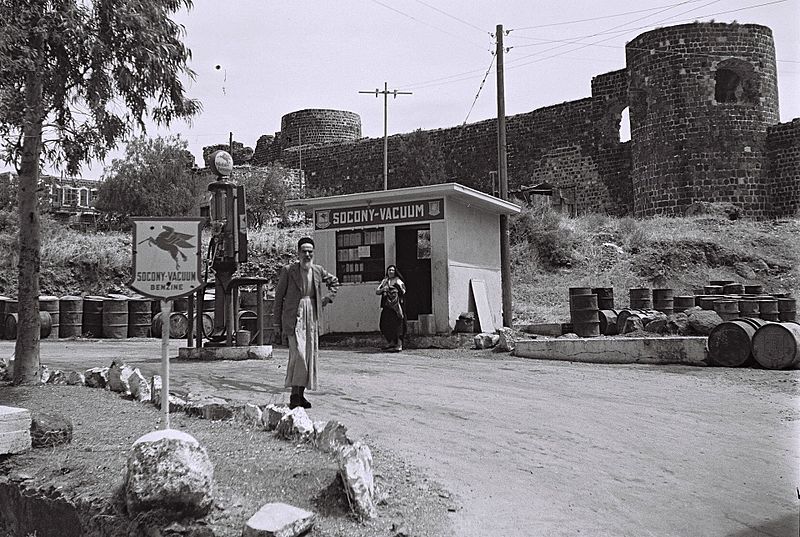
[237,403,263,428]
[643,318,667,334]
[473,333,499,349]
[107,361,137,394]
[337,440,377,519]
[688,309,723,335]
[154,394,188,413]
[622,316,644,334]
[85,367,109,388]
[66,370,86,386]
[665,313,691,336]
[275,408,313,440]
[38,365,51,384]
[130,369,151,403]
[495,327,516,352]
[263,404,290,431]
[243,502,316,537]
[314,420,353,453]
[30,411,73,448]
[46,369,67,385]
[0,358,12,381]
[125,429,214,517]
[185,397,233,420]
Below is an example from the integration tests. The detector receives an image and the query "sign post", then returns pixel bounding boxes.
[128,217,204,429]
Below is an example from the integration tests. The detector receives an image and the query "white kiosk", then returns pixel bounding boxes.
[286,183,520,334]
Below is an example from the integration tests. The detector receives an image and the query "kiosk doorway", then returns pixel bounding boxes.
[396,225,432,320]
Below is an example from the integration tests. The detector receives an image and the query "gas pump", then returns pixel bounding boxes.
[205,150,248,345]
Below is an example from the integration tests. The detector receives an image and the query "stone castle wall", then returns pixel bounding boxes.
[250,22,797,218]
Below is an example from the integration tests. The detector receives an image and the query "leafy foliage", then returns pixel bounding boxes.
[510,201,578,269]
[234,164,292,228]
[94,135,199,221]
[394,129,448,187]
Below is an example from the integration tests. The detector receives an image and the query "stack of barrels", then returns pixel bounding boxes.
[568,287,615,338]
[694,279,800,370]
[0,293,224,341]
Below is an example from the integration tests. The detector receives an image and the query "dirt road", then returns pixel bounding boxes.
[8,339,799,537]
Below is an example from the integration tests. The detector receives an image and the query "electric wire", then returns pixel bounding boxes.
[410,0,487,34]
[368,0,487,50]
[463,53,496,126]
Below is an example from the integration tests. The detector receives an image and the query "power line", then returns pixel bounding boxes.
[463,52,496,126]
[368,0,486,50]
[410,0,487,34]
[511,0,714,30]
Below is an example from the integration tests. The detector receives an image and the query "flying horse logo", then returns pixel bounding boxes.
[138,226,195,270]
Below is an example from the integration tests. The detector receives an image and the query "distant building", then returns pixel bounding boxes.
[0,171,102,225]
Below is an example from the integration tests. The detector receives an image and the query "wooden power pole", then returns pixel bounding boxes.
[359,82,412,190]
[496,24,513,328]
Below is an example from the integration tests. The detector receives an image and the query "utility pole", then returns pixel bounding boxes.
[229,131,233,155]
[496,24,512,328]
[359,82,412,190]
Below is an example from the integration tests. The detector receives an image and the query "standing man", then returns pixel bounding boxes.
[273,237,339,409]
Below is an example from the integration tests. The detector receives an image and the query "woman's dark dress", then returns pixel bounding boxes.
[379,283,406,346]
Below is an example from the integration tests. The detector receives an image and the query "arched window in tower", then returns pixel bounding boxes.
[715,69,741,102]
[620,107,631,142]
[713,59,758,105]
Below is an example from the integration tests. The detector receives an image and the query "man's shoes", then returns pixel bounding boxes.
[300,396,312,409]
[289,394,301,409]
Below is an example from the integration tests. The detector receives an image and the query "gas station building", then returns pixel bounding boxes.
[286,183,520,335]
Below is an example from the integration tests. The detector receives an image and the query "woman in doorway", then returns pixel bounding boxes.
[376,265,407,352]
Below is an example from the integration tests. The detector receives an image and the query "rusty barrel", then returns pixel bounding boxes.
[744,284,763,295]
[629,288,652,309]
[673,295,695,313]
[713,299,740,322]
[722,283,744,295]
[710,280,735,287]
[4,312,52,340]
[82,296,104,338]
[38,295,60,339]
[598,309,619,336]
[102,297,128,339]
[197,312,215,339]
[151,311,189,339]
[697,295,724,310]
[569,293,599,338]
[652,288,674,315]
[757,298,780,321]
[173,296,189,313]
[777,298,796,321]
[704,285,724,295]
[752,321,800,370]
[127,297,152,337]
[568,287,593,297]
[58,296,83,338]
[738,298,760,318]
[591,288,614,310]
[707,318,769,367]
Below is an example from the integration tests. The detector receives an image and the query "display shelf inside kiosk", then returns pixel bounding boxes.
[335,228,385,283]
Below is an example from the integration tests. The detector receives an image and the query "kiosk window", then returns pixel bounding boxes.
[336,228,385,283]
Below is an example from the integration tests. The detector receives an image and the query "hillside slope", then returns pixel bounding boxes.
[0,207,797,327]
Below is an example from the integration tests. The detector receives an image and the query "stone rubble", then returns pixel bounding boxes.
[336,440,378,519]
[473,333,500,349]
[242,502,316,537]
[30,411,73,448]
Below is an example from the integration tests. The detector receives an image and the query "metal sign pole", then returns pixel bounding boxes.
[160,298,172,429]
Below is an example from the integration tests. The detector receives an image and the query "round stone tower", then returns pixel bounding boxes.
[626,23,779,217]
[279,109,361,149]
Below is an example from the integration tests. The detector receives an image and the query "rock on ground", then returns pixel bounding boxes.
[337,440,377,519]
[125,428,214,517]
[242,502,316,537]
[30,411,73,448]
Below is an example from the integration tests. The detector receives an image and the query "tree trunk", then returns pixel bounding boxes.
[13,70,44,386]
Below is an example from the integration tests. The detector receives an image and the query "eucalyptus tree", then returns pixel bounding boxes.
[0,0,200,384]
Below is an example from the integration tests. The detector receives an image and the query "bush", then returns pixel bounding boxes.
[510,202,577,268]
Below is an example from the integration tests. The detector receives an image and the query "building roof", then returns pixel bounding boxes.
[286,182,521,215]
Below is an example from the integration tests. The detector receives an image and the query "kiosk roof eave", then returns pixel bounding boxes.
[286,182,521,216]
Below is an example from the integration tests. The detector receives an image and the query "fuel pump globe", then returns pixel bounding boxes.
[209,150,234,177]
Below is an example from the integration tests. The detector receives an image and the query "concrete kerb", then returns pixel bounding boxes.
[513,336,710,366]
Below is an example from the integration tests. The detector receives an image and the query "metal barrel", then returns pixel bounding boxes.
[751,321,800,370]
[38,295,59,339]
[713,299,740,322]
[127,297,152,337]
[4,312,52,340]
[744,284,763,295]
[598,309,619,335]
[777,298,797,321]
[569,294,599,337]
[592,287,614,310]
[704,285,724,295]
[82,296,104,338]
[757,298,779,321]
[652,288,674,315]
[629,288,652,309]
[102,297,128,339]
[707,318,769,367]
[738,298,760,318]
[151,311,189,339]
[58,296,83,338]
[673,295,695,313]
[722,283,744,295]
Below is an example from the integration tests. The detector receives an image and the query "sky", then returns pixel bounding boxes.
[4,0,800,179]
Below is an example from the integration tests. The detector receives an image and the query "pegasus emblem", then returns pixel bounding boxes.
[138,225,195,270]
